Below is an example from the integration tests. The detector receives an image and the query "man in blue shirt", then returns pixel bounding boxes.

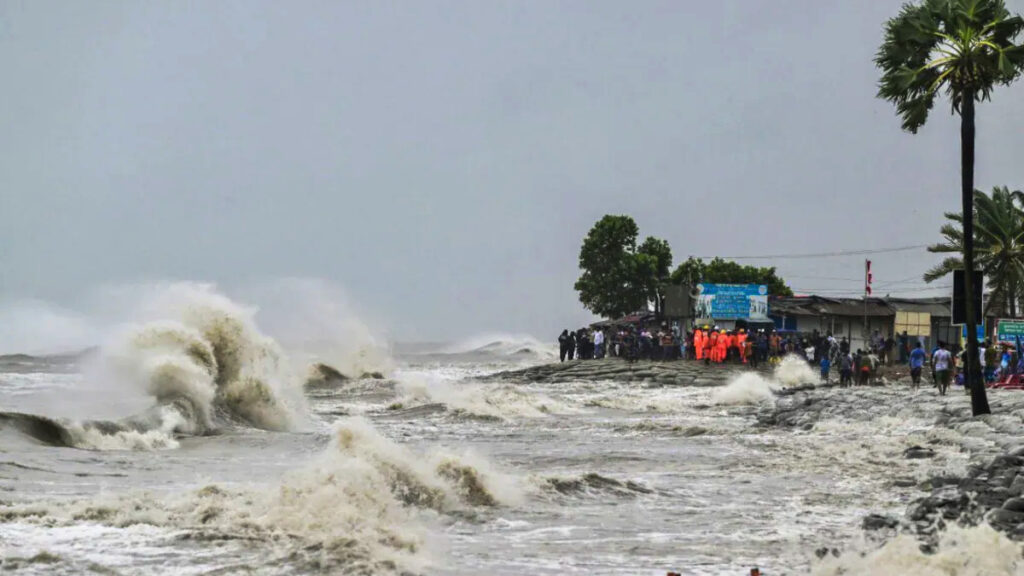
[909,341,927,389]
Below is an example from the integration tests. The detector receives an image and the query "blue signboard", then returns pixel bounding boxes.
[694,284,769,320]
[961,324,986,341]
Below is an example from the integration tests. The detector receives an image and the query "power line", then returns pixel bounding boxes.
[785,275,866,282]
[873,273,930,288]
[693,245,929,260]
[790,284,951,295]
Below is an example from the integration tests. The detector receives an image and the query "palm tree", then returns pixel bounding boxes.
[925,187,1024,318]
[877,0,1024,416]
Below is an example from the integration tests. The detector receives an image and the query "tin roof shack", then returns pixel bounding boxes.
[769,296,895,351]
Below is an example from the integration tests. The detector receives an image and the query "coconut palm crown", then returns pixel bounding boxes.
[876,0,1024,133]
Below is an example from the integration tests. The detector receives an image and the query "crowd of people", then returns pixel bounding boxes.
[558,323,1024,397]
[558,325,855,369]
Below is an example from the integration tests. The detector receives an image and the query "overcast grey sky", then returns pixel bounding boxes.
[2,0,1024,345]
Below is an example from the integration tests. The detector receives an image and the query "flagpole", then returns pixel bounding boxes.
[864,259,871,349]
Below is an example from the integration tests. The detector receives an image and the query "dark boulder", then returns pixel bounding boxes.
[904,446,936,459]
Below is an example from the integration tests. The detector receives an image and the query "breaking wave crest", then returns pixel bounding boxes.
[439,334,557,361]
[393,375,577,420]
[538,472,655,498]
[0,417,518,574]
[774,354,819,387]
[712,355,816,406]
[1,284,327,450]
[811,524,1024,575]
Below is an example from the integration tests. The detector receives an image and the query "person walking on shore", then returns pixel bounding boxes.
[909,341,926,389]
[567,330,577,361]
[932,341,953,396]
[558,330,570,362]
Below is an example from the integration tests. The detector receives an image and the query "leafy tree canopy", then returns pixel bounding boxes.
[574,216,672,318]
[670,257,794,297]
[925,186,1024,316]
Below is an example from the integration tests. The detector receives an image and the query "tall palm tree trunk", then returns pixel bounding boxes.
[962,96,991,416]
[1007,276,1015,315]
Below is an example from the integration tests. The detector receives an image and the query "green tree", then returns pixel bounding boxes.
[574,216,674,319]
[924,186,1024,317]
[670,257,794,297]
[574,215,648,319]
[877,0,1024,416]
[637,237,673,317]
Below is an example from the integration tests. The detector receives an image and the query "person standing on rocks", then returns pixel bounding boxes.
[558,330,570,362]
[839,350,853,387]
[909,341,927,389]
[567,330,577,361]
[932,341,953,396]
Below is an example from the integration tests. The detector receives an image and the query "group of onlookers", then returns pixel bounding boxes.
[557,323,1024,398]
[558,326,681,362]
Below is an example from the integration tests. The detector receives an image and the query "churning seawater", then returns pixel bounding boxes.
[0,284,1020,575]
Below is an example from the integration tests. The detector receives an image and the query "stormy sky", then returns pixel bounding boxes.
[2,0,1024,348]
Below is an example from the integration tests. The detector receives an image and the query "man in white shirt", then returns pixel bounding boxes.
[932,341,953,396]
[594,329,605,359]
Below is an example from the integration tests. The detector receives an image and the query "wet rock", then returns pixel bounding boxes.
[814,547,840,559]
[862,514,899,531]
[892,477,917,488]
[1003,497,1024,512]
[904,446,936,459]
[987,508,1024,527]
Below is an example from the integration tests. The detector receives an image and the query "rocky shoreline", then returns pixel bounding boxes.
[490,358,1024,552]
[484,358,761,385]
[762,382,1024,549]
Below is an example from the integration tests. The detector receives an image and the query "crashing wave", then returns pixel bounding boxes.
[393,375,577,420]
[811,524,1023,575]
[539,472,655,498]
[711,355,817,406]
[434,334,557,360]
[0,417,519,574]
[1,284,311,450]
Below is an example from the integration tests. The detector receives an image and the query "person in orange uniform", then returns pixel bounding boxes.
[737,330,748,363]
[694,328,704,361]
[707,330,719,364]
[716,330,729,363]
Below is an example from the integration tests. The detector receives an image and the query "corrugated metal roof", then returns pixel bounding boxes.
[770,296,894,317]
[885,297,951,317]
[769,296,952,318]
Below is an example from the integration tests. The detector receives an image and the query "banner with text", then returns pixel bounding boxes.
[694,284,769,320]
[997,319,1024,341]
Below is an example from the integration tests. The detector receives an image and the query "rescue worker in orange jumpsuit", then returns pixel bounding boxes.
[694,328,704,361]
[737,330,748,363]
[716,330,728,363]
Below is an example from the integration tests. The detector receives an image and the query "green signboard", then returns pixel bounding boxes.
[997,319,1024,340]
